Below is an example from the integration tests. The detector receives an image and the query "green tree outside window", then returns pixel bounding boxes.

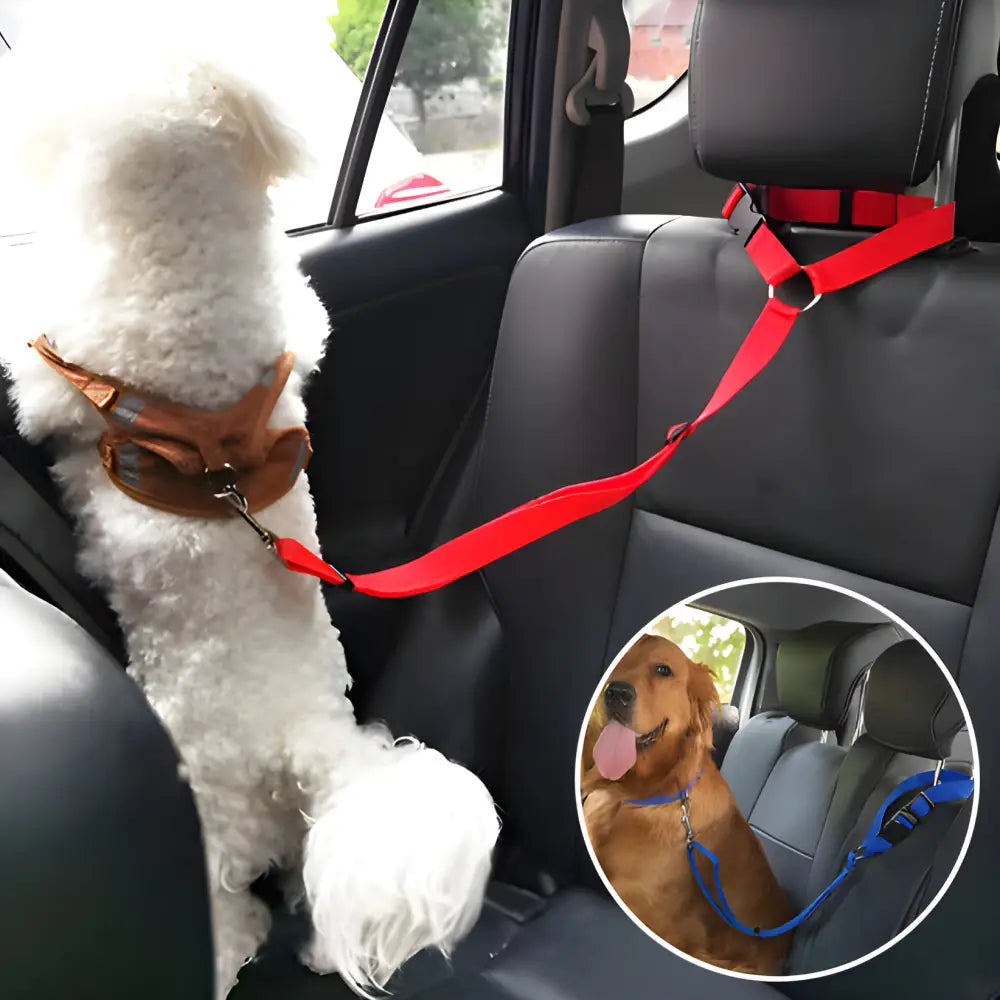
[651,606,746,705]
[329,0,506,123]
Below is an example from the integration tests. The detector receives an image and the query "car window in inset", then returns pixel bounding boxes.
[624,0,697,114]
[649,606,746,706]
[347,0,512,218]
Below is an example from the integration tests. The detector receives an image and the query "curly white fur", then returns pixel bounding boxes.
[0,4,499,997]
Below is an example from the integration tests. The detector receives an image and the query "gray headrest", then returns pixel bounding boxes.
[864,640,963,758]
[776,622,896,730]
[689,0,1000,190]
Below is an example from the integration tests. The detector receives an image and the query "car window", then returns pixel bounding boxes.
[0,5,29,238]
[348,0,511,217]
[267,10,393,233]
[649,605,747,705]
[0,4,375,239]
[0,1,510,236]
[624,0,697,114]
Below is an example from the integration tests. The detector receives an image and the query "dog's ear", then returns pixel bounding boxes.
[195,62,311,187]
[687,661,721,751]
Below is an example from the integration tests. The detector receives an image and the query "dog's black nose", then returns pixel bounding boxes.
[604,681,636,715]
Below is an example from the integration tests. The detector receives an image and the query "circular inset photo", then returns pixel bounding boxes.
[577,578,978,980]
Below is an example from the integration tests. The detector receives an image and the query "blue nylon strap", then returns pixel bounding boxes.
[625,770,701,807]
[858,768,973,858]
[687,842,860,938]
[679,768,973,938]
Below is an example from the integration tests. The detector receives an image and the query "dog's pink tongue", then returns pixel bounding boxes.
[592,720,638,780]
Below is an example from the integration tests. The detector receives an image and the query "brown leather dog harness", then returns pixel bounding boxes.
[31,335,312,520]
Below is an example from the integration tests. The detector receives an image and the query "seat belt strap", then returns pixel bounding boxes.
[274,194,956,598]
[0,446,126,661]
[569,103,625,223]
[685,768,974,939]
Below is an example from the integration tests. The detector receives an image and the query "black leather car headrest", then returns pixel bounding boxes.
[864,640,963,758]
[689,0,1000,191]
[776,622,896,730]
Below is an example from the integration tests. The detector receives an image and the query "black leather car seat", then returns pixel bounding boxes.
[0,571,213,1000]
[1,0,996,998]
[721,622,897,907]
[346,2,998,997]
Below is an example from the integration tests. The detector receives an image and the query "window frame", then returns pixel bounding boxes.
[309,0,518,232]
[628,68,688,120]
[624,0,696,121]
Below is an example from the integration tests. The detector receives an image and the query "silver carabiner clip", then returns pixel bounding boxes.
[680,795,695,845]
[207,464,278,553]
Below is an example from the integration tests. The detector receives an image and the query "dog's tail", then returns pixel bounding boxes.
[300,740,499,995]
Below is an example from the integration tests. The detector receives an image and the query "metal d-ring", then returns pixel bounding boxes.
[768,284,823,312]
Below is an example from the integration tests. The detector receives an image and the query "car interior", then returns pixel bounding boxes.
[2,0,999,999]
[691,582,974,975]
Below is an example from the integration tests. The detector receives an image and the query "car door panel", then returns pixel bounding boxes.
[294,191,531,692]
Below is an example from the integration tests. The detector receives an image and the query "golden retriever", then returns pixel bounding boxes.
[581,634,791,975]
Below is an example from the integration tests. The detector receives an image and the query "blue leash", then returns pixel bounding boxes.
[628,767,974,939]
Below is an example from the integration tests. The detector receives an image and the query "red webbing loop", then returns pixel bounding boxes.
[745,225,801,286]
[739,186,937,229]
[766,188,840,224]
[276,192,955,598]
[805,202,955,294]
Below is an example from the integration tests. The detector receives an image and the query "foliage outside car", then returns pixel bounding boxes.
[584,608,744,758]
[329,0,506,123]
[650,607,745,706]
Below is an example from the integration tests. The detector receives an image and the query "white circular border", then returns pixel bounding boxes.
[574,575,981,983]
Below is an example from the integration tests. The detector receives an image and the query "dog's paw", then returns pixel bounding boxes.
[300,747,499,993]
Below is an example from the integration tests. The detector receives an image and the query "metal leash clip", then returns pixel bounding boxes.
[206,464,278,553]
[679,795,695,845]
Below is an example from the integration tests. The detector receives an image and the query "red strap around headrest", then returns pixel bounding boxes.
[722,185,935,230]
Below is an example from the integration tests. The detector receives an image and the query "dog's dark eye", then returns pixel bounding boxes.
[653,664,673,677]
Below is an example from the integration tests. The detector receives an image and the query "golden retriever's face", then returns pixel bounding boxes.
[595,634,719,780]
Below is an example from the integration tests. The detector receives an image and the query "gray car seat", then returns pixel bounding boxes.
[789,640,969,973]
[721,622,897,908]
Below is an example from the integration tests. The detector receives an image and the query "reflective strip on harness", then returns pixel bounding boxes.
[275,192,956,597]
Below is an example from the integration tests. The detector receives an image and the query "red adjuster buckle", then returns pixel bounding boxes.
[665,421,692,445]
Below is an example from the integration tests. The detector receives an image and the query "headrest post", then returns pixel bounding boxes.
[934,111,963,206]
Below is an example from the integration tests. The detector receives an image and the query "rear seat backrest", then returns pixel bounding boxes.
[790,640,968,973]
[721,622,896,907]
[424,0,1000,993]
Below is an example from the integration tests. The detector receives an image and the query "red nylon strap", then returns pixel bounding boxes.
[745,225,801,286]
[805,202,954,294]
[725,186,938,229]
[766,188,840,225]
[278,196,955,598]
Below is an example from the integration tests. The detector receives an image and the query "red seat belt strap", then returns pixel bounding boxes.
[276,194,955,599]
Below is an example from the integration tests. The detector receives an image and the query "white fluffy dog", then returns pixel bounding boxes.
[0,4,499,997]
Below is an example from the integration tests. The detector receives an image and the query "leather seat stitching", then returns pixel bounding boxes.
[909,0,948,183]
